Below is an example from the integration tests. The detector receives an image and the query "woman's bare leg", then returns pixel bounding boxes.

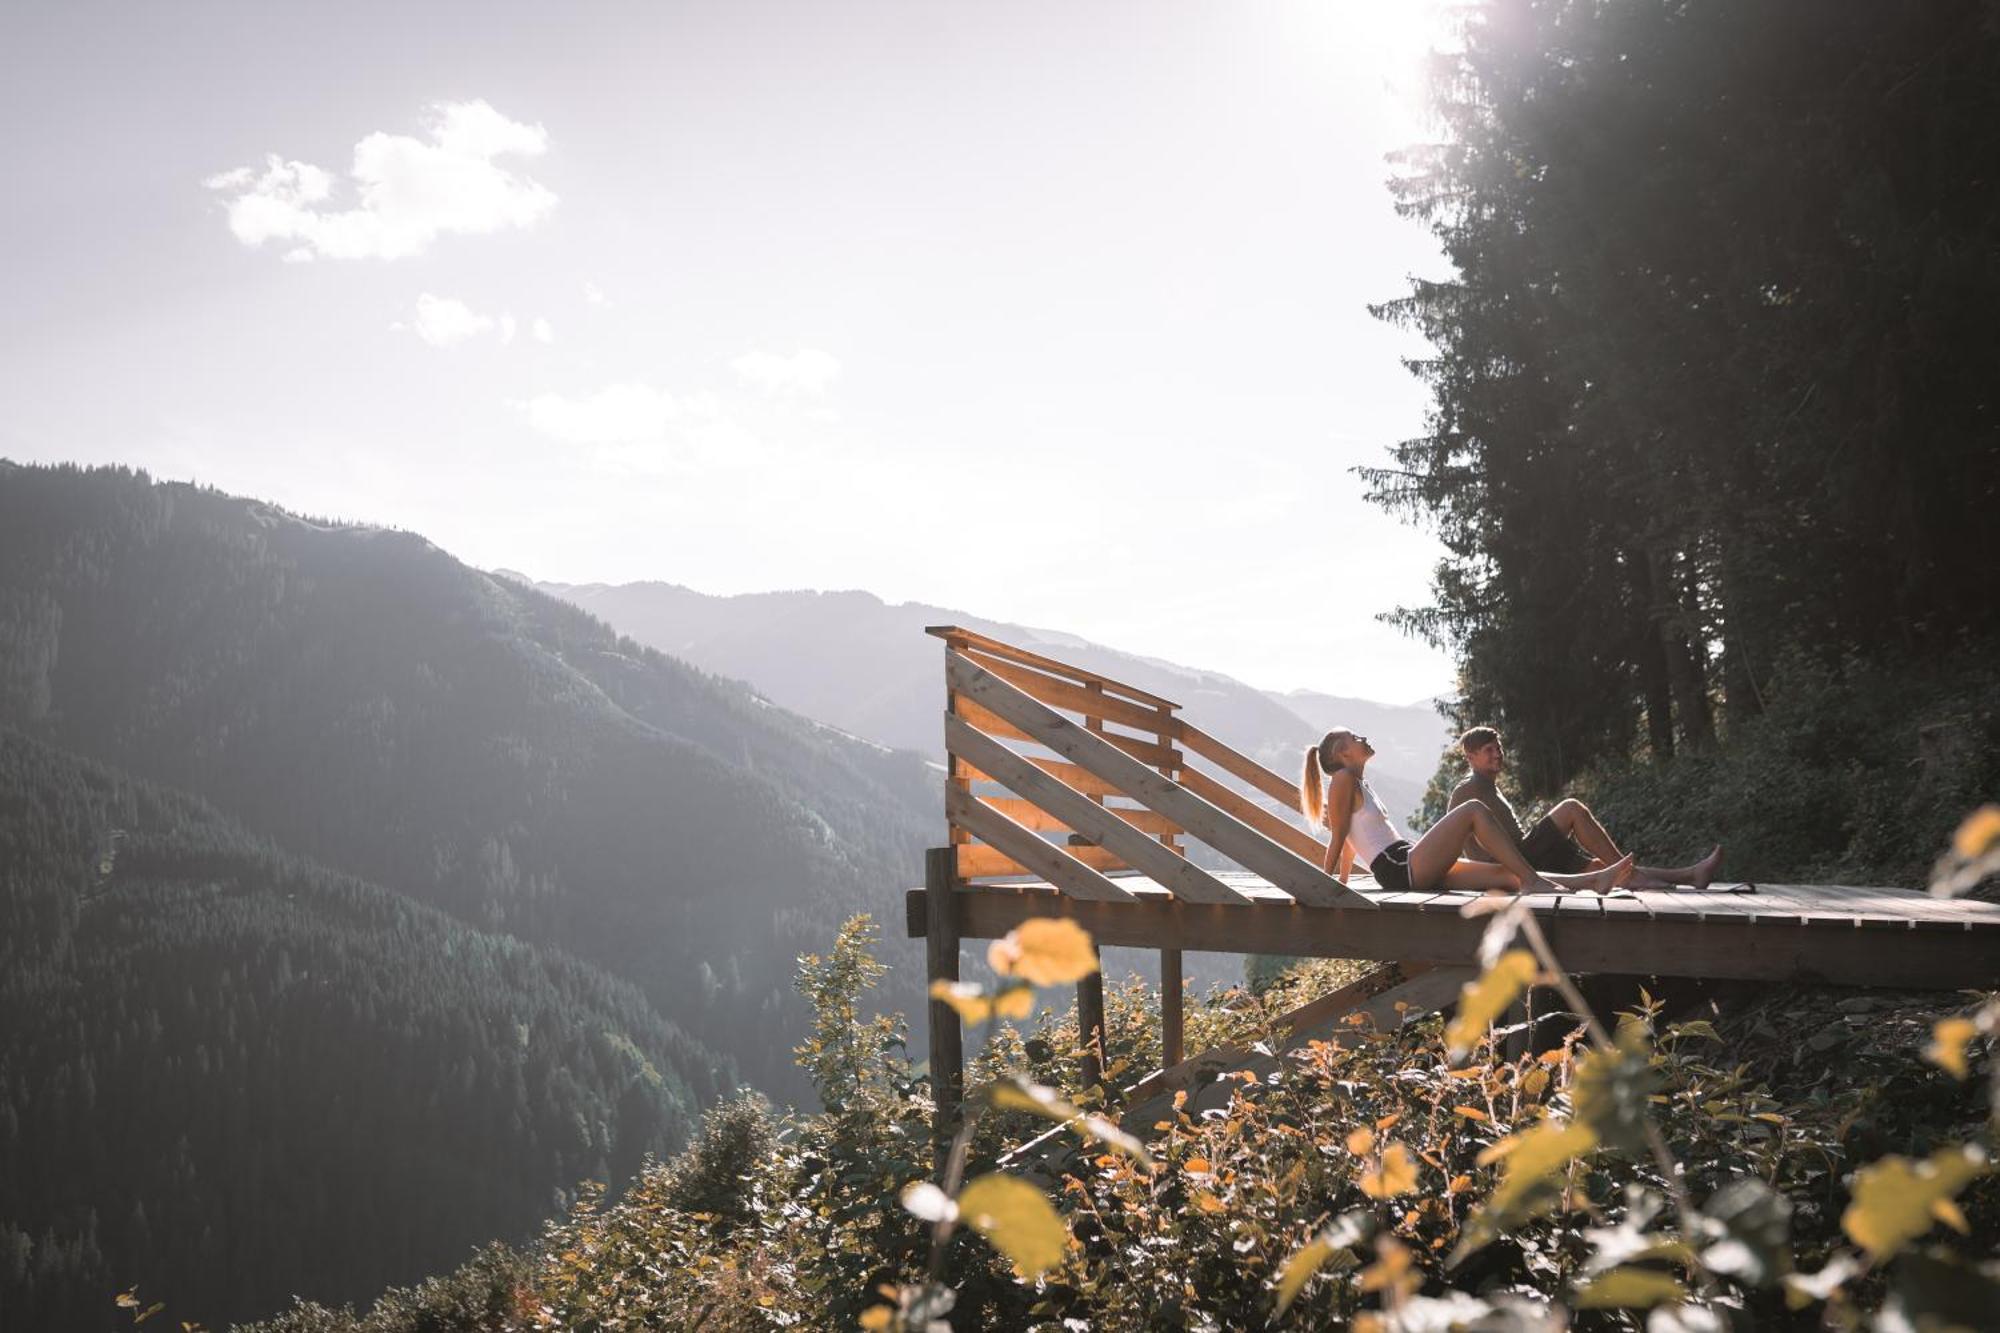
[1439,860,1521,892]
[1408,802,1555,893]
[1544,855,1636,895]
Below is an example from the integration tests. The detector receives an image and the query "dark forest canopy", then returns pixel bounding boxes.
[0,728,713,1330]
[1369,0,2000,796]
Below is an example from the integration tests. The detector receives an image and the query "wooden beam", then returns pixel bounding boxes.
[963,649,1171,733]
[1161,948,1184,1067]
[1078,959,1106,1090]
[978,795,1180,840]
[1178,722,1305,811]
[958,755,1127,799]
[903,886,2000,990]
[948,716,1248,905]
[1179,765,1325,863]
[955,841,1130,879]
[925,624,1178,710]
[945,785,1139,902]
[948,652,1374,909]
[923,847,963,1162]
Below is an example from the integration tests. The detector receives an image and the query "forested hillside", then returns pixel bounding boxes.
[0,461,938,1100]
[0,728,719,1330]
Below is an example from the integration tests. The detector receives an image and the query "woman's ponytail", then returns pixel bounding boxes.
[1300,744,1325,829]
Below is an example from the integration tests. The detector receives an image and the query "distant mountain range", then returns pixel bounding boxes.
[511,578,1451,825]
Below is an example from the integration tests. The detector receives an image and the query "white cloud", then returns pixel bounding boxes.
[409,293,495,348]
[498,312,518,345]
[532,317,554,344]
[515,383,687,446]
[513,383,770,473]
[730,348,841,396]
[205,100,556,261]
[582,281,607,306]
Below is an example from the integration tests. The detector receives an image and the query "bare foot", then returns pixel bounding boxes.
[1583,854,1635,895]
[1687,845,1723,891]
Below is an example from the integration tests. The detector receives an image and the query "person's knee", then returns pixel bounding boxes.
[1552,798,1589,822]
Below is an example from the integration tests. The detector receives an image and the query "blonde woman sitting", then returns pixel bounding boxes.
[1301,728,1633,896]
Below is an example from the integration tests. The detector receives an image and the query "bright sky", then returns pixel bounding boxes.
[1,0,1458,703]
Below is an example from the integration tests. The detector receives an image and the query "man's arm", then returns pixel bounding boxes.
[1446,777,1475,812]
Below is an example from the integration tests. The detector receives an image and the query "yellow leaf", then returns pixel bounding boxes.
[1358,1239,1415,1296]
[1926,1017,1978,1080]
[1487,1121,1598,1217]
[1359,1143,1418,1199]
[1930,1198,1970,1235]
[988,918,1098,986]
[1375,1112,1402,1131]
[1952,805,2000,859]
[931,984,992,1021]
[1184,1156,1212,1175]
[1453,1105,1490,1122]
[1521,1066,1551,1097]
[1841,1143,1989,1260]
[1274,1236,1338,1314]
[1192,1190,1227,1214]
[857,1306,895,1331]
[1445,950,1538,1058]
[957,1173,1067,1278]
[1448,1173,1474,1194]
[1346,1127,1375,1155]
[1573,1267,1688,1309]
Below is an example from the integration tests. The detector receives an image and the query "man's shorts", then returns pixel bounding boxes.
[1521,815,1592,874]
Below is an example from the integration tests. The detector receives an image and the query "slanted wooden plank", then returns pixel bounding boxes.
[1179,723,1304,811]
[947,715,1249,905]
[1179,765,1326,863]
[978,796,1180,839]
[949,652,1375,910]
[964,649,1171,733]
[955,841,1129,879]
[960,755,1126,799]
[925,624,1178,709]
[954,695,1036,743]
[946,786,1138,902]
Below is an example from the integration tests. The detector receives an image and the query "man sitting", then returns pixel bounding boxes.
[1447,726,1725,891]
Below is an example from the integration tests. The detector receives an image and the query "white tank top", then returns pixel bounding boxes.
[1343,778,1401,864]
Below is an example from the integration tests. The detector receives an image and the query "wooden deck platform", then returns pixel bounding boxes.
[908,870,2000,992]
[907,625,2000,1130]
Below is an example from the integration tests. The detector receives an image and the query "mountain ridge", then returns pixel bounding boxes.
[517,576,1448,825]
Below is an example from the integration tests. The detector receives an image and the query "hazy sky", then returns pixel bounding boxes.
[2,0,1459,703]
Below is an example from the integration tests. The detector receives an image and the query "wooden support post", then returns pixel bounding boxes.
[944,637,971,847]
[1078,946,1106,1090]
[923,846,964,1159]
[1161,948,1184,1068]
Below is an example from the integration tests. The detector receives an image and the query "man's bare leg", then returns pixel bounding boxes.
[1546,798,1624,864]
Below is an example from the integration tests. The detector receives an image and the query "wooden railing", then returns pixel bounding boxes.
[930,625,1370,912]
[926,625,1376,1097]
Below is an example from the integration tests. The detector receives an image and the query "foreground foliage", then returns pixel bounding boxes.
[230,902,1998,1331]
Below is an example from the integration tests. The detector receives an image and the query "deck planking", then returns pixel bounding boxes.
[908,871,2000,990]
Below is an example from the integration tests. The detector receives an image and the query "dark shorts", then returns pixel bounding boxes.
[1370,839,1414,892]
[1521,815,1592,874]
